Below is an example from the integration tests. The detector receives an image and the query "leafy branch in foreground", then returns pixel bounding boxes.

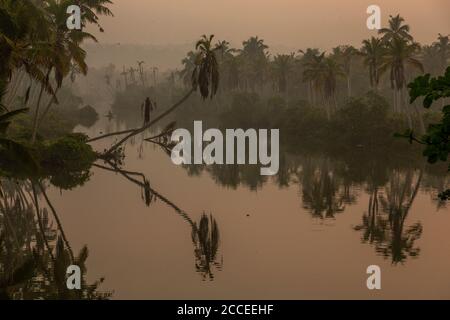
[399,66,450,200]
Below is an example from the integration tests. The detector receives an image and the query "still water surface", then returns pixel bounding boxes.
[46,117,450,299]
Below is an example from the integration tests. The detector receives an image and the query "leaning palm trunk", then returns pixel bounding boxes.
[100,88,196,155]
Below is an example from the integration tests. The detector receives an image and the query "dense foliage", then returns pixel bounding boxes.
[407,67,450,199]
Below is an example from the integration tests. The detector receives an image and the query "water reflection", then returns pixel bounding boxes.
[0,179,110,299]
[300,158,345,219]
[93,160,224,280]
[3,113,449,299]
[192,214,223,280]
[180,146,447,264]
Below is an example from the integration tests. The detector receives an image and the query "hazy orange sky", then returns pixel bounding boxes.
[89,0,450,49]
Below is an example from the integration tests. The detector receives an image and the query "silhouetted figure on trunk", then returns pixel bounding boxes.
[142,97,157,125]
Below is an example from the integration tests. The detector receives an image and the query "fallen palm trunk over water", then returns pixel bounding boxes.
[87,89,195,156]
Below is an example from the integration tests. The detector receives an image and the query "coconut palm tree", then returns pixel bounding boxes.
[241,36,268,60]
[420,44,441,75]
[299,48,322,105]
[359,37,386,91]
[220,53,240,92]
[322,57,345,115]
[136,60,145,86]
[99,35,222,154]
[332,45,358,97]
[29,0,113,143]
[215,40,239,92]
[303,53,344,119]
[240,36,269,92]
[179,51,198,89]
[434,33,450,72]
[302,50,325,106]
[272,53,295,93]
[0,0,53,99]
[379,14,413,43]
[380,38,423,128]
[120,65,129,88]
[194,34,220,99]
[151,66,159,86]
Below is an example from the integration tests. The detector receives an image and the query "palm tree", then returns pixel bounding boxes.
[322,57,345,115]
[137,60,145,86]
[434,33,450,72]
[179,51,198,89]
[0,0,53,100]
[303,53,344,119]
[272,53,295,94]
[0,80,36,171]
[151,66,159,86]
[241,36,268,59]
[29,0,113,143]
[420,44,441,75]
[379,14,413,43]
[194,34,220,99]
[120,65,129,88]
[302,50,325,106]
[332,45,358,96]
[299,48,322,105]
[220,53,240,92]
[98,35,222,154]
[215,40,239,92]
[359,37,386,91]
[240,36,269,92]
[381,38,423,128]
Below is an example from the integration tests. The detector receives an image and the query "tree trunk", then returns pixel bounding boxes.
[31,68,51,143]
[347,76,351,97]
[31,84,45,144]
[103,88,196,155]
[400,89,413,130]
[35,88,59,133]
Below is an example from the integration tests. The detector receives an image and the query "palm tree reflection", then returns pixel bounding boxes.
[93,160,223,280]
[300,158,345,219]
[354,169,423,264]
[192,213,222,280]
[0,178,110,299]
